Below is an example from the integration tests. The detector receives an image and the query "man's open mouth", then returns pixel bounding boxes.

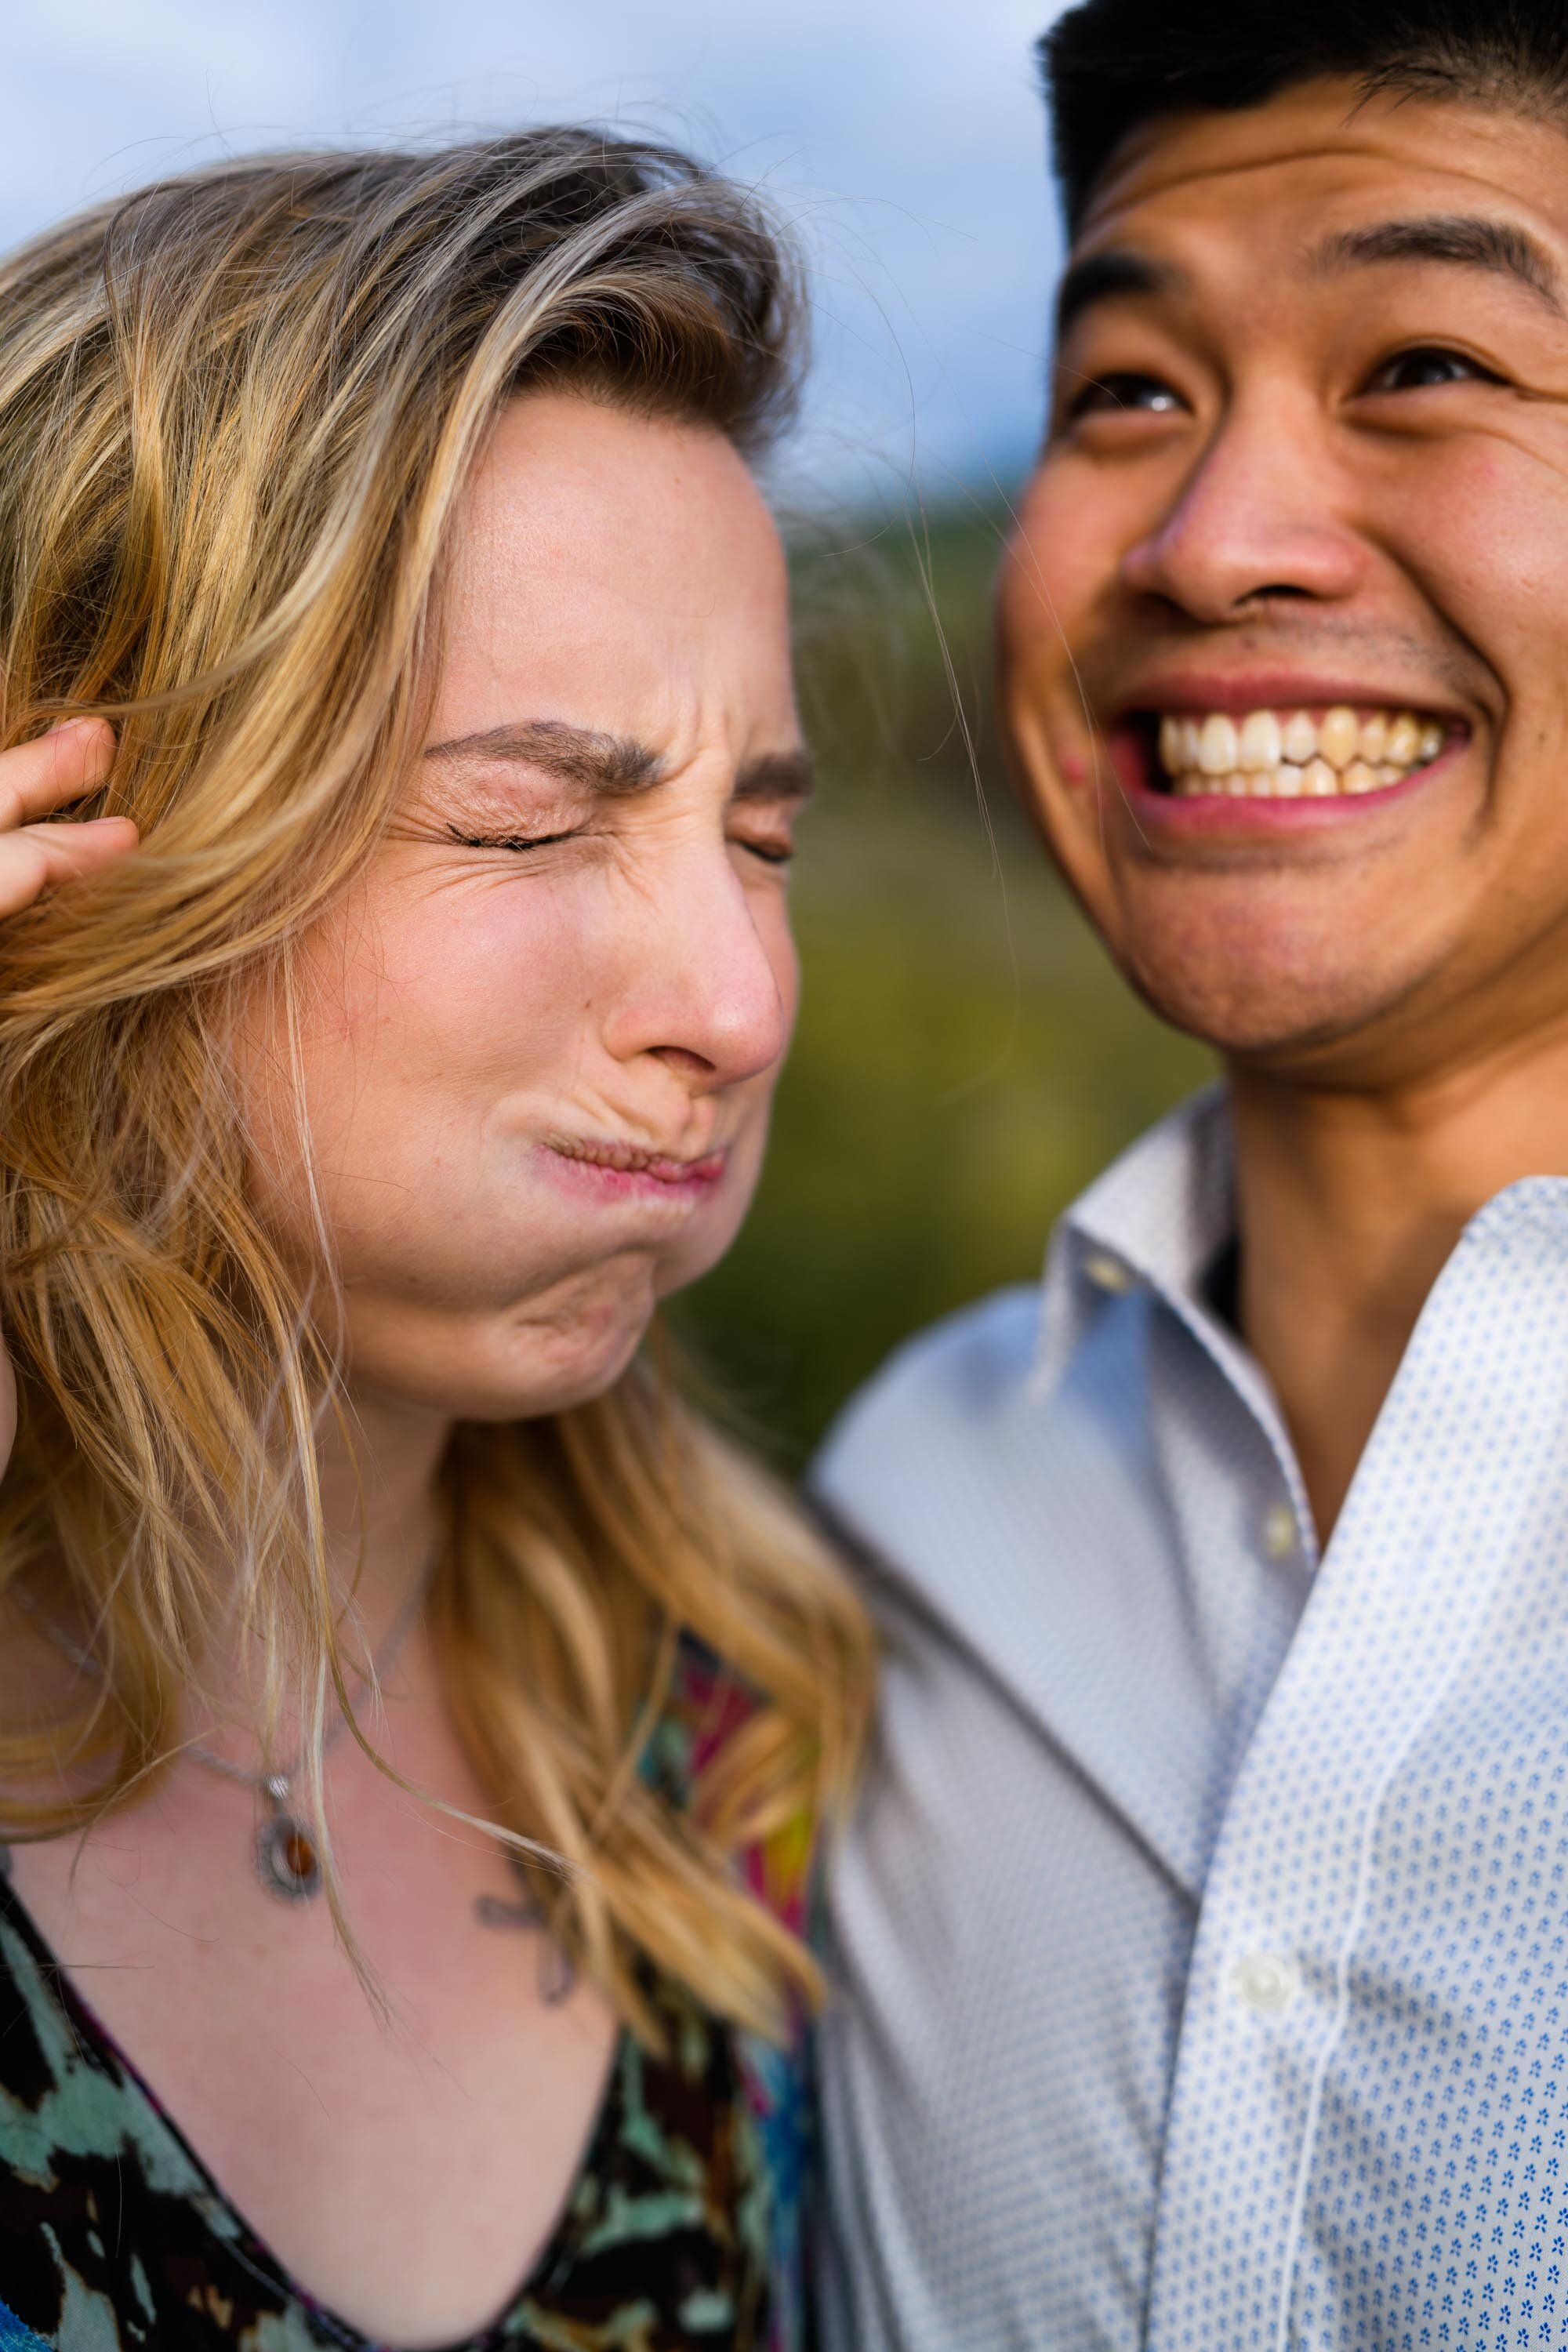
[1144,705,1450,800]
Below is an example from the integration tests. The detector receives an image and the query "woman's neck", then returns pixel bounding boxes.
[315,1385,455,1643]
[191,1385,456,1751]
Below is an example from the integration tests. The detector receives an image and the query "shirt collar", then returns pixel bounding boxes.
[1031,1091,1568,1576]
[1034,1083,1236,1396]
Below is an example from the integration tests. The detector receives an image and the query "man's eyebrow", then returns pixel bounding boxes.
[1312,214,1563,313]
[423,718,664,795]
[732,747,814,804]
[1054,248,1182,339]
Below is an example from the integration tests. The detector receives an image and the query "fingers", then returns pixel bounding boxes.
[0,720,138,919]
[0,816,140,921]
[0,718,118,833]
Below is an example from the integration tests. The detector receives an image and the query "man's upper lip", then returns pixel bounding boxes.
[1109,670,1463,720]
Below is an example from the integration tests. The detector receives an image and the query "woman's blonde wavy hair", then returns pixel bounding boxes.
[0,131,872,2045]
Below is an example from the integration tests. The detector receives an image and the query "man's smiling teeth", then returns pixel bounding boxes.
[1156,706,1446,798]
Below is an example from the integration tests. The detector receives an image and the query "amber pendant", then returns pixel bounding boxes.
[255,1779,323,1903]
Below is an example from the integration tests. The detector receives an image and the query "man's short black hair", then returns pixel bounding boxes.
[1041,1,1568,234]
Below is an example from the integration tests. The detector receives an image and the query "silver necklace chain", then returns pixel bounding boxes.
[191,1554,435,1903]
[13,1547,437,1907]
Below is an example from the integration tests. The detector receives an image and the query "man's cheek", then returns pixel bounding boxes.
[1000,506,1106,699]
[1391,448,1564,635]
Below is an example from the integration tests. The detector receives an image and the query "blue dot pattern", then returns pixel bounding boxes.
[811,1087,1568,2351]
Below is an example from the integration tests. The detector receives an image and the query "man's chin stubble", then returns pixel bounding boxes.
[1116,946,1437,1072]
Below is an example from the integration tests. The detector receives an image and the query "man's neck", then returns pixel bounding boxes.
[1229,1039,1568,1541]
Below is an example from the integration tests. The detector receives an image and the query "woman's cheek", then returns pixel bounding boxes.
[383,873,594,1079]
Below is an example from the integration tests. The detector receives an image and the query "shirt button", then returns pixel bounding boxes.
[1261,1502,1297,1560]
[1231,1951,1298,2013]
[1083,1250,1133,1294]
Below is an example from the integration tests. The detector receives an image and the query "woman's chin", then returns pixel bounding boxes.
[346,1272,659,1425]
[497,1319,648,1419]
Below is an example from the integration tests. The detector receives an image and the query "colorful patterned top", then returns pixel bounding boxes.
[0,1646,815,2352]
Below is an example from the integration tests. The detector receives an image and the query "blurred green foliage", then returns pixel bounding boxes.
[670,495,1214,1465]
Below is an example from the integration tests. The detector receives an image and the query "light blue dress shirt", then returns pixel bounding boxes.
[814,1087,1568,2350]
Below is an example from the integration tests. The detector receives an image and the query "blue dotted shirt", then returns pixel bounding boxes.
[815,1087,1568,2350]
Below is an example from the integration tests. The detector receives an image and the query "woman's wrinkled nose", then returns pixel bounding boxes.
[603,837,793,1092]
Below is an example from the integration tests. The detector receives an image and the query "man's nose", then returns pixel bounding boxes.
[1118,392,1367,620]
[605,843,791,1094]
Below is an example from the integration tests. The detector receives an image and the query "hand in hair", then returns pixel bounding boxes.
[0,720,136,920]
[0,717,136,1472]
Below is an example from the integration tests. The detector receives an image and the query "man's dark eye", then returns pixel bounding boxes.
[1066,372,1185,420]
[1363,346,1501,394]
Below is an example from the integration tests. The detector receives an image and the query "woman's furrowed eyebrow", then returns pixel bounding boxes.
[423,718,665,796]
[733,747,815,805]
[423,720,812,808]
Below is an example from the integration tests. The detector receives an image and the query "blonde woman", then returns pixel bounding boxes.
[0,133,869,2352]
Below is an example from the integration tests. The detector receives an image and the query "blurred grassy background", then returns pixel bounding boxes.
[670,495,1214,1466]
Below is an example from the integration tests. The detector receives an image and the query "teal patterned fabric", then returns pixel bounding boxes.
[0,1647,811,2350]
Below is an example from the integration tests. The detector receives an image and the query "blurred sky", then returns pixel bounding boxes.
[1,1,1066,507]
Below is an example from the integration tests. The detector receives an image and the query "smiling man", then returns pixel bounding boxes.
[814,5,1568,2347]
